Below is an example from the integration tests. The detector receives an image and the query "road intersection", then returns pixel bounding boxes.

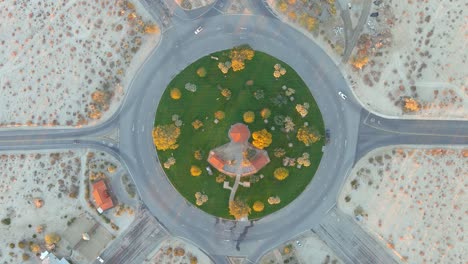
[0,0,466,263]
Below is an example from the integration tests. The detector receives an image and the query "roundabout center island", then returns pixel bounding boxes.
[153,46,325,220]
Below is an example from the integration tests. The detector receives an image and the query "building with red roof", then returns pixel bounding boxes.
[207,123,270,177]
[92,180,114,213]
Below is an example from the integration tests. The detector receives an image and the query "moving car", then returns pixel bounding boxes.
[96,256,104,263]
[194,26,203,35]
[338,91,347,100]
[325,129,330,144]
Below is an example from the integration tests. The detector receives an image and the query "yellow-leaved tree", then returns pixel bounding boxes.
[229,47,255,72]
[229,199,251,220]
[252,129,272,149]
[243,111,255,123]
[296,126,320,146]
[190,165,202,177]
[274,167,289,181]
[252,201,265,212]
[44,233,61,245]
[153,124,181,151]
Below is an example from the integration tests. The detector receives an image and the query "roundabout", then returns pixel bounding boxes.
[118,12,360,262]
[153,47,325,219]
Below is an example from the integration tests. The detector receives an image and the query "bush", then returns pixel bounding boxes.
[196,67,207,77]
[252,201,264,212]
[243,111,255,123]
[274,167,289,181]
[22,254,30,261]
[44,233,61,245]
[190,166,202,177]
[1,218,11,225]
[170,88,181,100]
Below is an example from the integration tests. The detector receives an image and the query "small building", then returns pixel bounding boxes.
[92,180,114,213]
[40,251,70,264]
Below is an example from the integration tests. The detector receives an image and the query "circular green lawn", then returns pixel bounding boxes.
[154,47,325,219]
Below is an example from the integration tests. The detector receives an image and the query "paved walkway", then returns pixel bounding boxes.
[312,207,399,264]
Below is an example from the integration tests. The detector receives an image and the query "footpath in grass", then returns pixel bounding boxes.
[154,46,324,219]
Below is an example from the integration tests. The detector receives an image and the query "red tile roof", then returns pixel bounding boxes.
[92,180,114,211]
[229,123,250,143]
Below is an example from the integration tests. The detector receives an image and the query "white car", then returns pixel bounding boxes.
[96,256,104,263]
[194,26,203,35]
[338,91,347,100]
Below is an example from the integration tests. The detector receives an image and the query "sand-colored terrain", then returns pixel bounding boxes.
[0,0,160,128]
[145,237,213,264]
[338,146,467,263]
[261,232,342,264]
[0,150,85,263]
[176,0,215,10]
[346,0,467,119]
[267,0,345,64]
[0,150,136,263]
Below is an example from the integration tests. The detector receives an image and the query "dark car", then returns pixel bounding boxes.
[325,129,330,144]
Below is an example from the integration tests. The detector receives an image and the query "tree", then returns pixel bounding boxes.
[152,124,181,151]
[296,126,320,146]
[144,24,160,34]
[1,218,10,225]
[403,98,421,112]
[194,150,202,160]
[243,111,255,123]
[192,119,203,130]
[196,67,207,77]
[306,16,318,31]
[253,201,265,212]
[30,243,41,253]
[44,233,61,245]
[214,111,225,120]
[252,129,272,149]
[190,166,202,177]
[170,88,181,100]
[260,108,271,119]
[350,55,369,70]
[229,199,251,220]
[229,47,255,72]
[274,167,289,180]
[221,88,231,99]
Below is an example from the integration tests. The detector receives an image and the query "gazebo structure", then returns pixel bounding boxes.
[207,123,270,177]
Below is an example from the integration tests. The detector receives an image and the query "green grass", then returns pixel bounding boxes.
[154,47,325,219]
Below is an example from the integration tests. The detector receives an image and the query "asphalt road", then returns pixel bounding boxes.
[0,0,466,263]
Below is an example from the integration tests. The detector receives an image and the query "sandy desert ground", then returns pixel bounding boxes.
[0,0,160,128]
[145,237,213,264]
[0,149,136,263]
[346,0,467,119]
[338,146,467,263]
[176,0,215,10]
[261,232,342,264]
[0,150,85,263]
[267,0,345,64]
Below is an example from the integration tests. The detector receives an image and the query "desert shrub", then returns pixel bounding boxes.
[274,167,289,181]
[18,241,26,249]
[9,243,15,249]
[22,253,30,261]
[44,233,61,245]
[30,243,41,253]
[1,218,11,225]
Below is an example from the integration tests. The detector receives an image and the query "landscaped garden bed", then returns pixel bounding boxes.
[153,46,325,219]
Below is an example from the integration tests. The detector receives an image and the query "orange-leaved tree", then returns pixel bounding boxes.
[152,124,181,151]
[229,199,251,220]
[229,47,255,72]
[252,129,272,149]
[403,98,421,112]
